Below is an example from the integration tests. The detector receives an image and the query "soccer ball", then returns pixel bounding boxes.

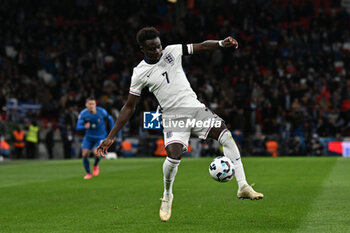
[209,156,235,182]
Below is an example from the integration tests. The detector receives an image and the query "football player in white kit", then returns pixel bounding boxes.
[96,27,263,222]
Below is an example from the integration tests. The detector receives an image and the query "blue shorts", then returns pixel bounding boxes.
[82,137,105,150]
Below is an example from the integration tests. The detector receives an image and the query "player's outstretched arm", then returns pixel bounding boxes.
[192,36,238,53]
[96,94,140,157]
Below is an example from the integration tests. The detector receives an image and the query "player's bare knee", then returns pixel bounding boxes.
[208,121,227,140]
[166,149,182,160]
[82,150,90,158]
[165,143,183,160]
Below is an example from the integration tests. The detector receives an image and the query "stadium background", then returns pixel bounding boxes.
[0,0,349,159]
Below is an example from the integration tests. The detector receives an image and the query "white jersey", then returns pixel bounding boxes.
[129,44,205,112]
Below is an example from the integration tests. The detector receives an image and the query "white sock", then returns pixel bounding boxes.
[163,157,181,198]
[218,130,248,189]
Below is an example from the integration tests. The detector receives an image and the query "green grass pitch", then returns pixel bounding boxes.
[0,157,349,233]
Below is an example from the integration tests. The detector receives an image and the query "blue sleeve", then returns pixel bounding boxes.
[99,107,108,117]
[108,115,114,132]
[76,113,86,131]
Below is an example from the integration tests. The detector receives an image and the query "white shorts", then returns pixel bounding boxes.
[163,107,223,152]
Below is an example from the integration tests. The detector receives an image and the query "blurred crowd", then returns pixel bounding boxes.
[0,0,349,157]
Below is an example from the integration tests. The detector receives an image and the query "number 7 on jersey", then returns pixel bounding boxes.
[162,71,169,83]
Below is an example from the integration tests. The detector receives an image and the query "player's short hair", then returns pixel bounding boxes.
[136,27,160,46]
[86,96,96,102]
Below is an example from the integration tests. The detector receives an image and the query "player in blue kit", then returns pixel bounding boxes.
[76,97,114,179]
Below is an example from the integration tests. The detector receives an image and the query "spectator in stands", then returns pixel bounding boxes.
[0,137,10,159]
[12,125,25,159]
[45,123,55,159]
[288,137,303,156]
[200,141,210,157]
[265,136,278,157]
[334,133,343,142]
[25,121,39,159]
[61,124,74,159]
[121,139,134,157]
[200,139,219,157]
[251,132,267,156]
[311,134,324,156]
[231,129,243,149]
[154,137,167,157]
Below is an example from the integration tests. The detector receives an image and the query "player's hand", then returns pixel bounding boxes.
[96,138,115,157]
[84,122,90,129]
[222,37,238,49]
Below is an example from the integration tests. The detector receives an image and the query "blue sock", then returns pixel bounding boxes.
[93,156,101,166]
[83,157,90,174]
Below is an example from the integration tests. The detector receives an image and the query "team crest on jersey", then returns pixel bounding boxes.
[164,53,175,66]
